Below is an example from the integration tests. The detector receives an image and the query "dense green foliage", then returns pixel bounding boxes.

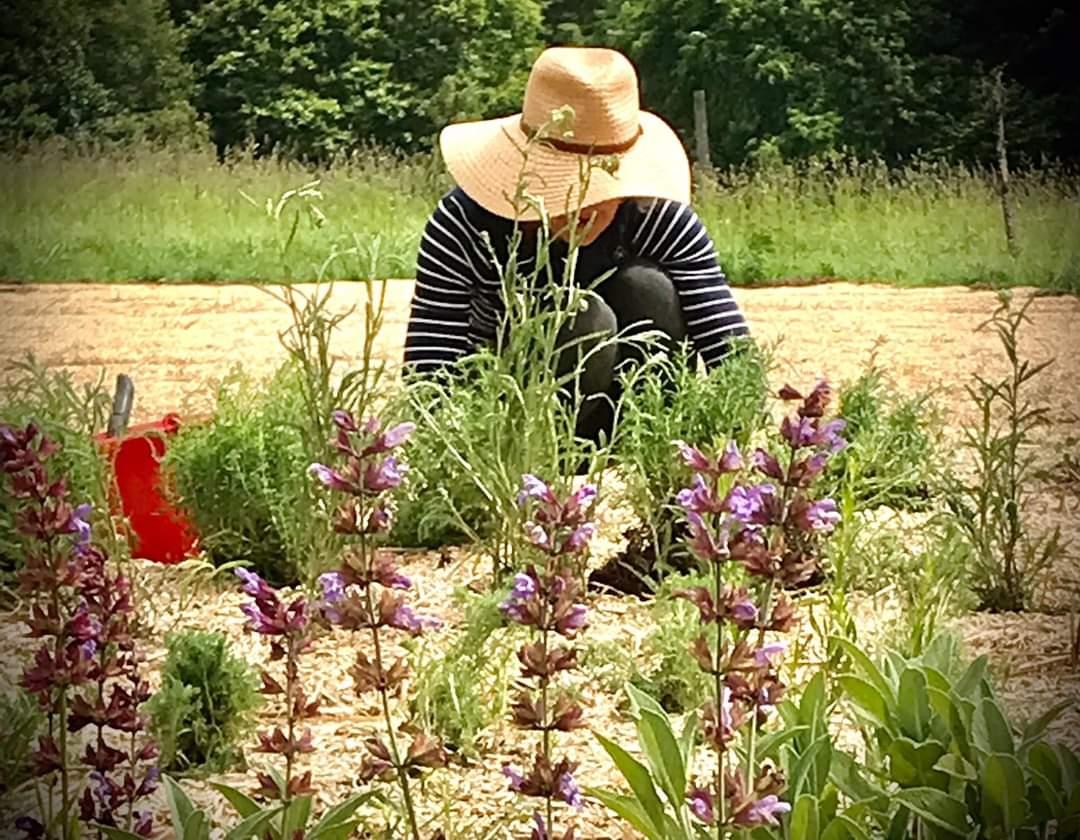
[2,0,1074,168]
[147,630,262,773]
[0,688,44,795]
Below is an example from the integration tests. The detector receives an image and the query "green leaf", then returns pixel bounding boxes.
[310,791,378,834]
[210,782,262,819]
[898,668,930,740]
[954,656,989,701]
[164,774,197,833]
[790,794,820,840]
[677,710,697,767]
[1028,742,1063,790]
[893,788,971,835]
[800,671,828,736]
[308,821,361,840]
[629,694,687,815]
[887,737,947,789]
[182,810,210,840]
[1019,700,1072,751]
[594,731,668,836]
[839,675,891,730]
[822,812,873,840]
[973,698,1015,755]
[980,753,1028,832]
[756,725,808,764]
[832,637,895,706]
[223,807,283,840]
[586,788,667,840]
[1027,768,1065,820]
[790,734,833,799]
[933,754,976,783]
[281,795,313,839]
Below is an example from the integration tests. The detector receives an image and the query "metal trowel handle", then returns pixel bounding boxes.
[107,374,135,438]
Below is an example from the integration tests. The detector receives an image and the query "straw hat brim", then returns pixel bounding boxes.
[439,111,690,221]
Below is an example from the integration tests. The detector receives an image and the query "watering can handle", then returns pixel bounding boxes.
[107,374,135,438]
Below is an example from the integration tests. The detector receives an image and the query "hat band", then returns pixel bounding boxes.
[520,118,643,155]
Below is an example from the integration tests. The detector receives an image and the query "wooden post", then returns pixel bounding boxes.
[693,89,712,170]
[993,68,1019,257]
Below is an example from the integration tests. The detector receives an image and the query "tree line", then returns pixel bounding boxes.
[2,0,1075,167]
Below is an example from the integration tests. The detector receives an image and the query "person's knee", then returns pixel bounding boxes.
[608,261,687,341]
[555,292,617,394]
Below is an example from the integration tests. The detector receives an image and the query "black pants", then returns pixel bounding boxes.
[553,261,689,443]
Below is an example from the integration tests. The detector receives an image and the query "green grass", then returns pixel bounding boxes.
[1,141,1078,289]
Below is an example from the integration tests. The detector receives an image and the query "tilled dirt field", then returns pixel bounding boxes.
[1,281,1079,835]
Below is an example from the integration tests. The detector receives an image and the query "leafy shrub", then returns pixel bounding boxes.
[0,687,44,794]
[410,589,515,756]
[613,340,771,565]
[823,363,942,511]
[0,355,114,572]
[163,362,332,585]
[839,631,1080,837]
[147,630,261,774]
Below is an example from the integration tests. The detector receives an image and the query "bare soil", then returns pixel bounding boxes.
[1,281,1079,835]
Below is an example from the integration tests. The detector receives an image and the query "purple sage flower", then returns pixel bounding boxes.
[79,639,98,660]
[527,523,550,548]
[69,502,93,553]
[815,418,847,453]
[674,440,713,472]
[390,604,441,634]
[780,415,817,449]
[318,572,346,603]
[531,812,548,840]
[731,597,759,626]
[564,522,596,553]
[509,572,537,601]
[799,498,841,532]
[689,787,715,823]
[557,771,584,809]
[725,483,776,525]
[736,795,792,827]
[331,410,358,432]
[676,473,720,515]
[686,511,728,560]
[751,448,784,480]
[309,463,353,492]
[754,641,787,667]
[517,473,555,507]
[241,602,274,634]
[376,422,416,451]
[566,483,597,513]
[557,603,588,635]
[718,440,743,473]
[502,764,525,791]
[363,457,407,492]
[235,567,272,598]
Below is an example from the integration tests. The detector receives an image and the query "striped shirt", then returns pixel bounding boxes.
[404,187,749,373]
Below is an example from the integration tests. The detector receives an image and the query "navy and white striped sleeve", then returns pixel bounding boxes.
[403,199,478,374]
[631,199,750,367]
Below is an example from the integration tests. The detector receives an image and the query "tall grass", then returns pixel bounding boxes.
[1,140,1078,288]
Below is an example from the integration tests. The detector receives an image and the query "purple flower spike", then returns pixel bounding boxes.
[780,415,817,449]
[736,795,792,827]
[557,771,584,809]
[502,764,526,791]
[564,522,596,553]
[309,463,353,492]
[318,572,346,604]
[689,787,715,824]
[754,641,787,666]
[517,473,554,507]
[557,603,588,635]
[751,448,784,480]
[718,440,743,473]
[676,473,718,515]
[674,439,713,472]
[531,812,548,840]
[686,511,728,560]
[390,604,441,634]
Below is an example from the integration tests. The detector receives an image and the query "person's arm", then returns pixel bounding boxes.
[403,197,480,375]
[632,198,750,367]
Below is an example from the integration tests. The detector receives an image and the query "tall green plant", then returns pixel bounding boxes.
[947,291,1065,611]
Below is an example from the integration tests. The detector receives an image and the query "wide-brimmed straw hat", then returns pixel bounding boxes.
[439,47,691,221]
